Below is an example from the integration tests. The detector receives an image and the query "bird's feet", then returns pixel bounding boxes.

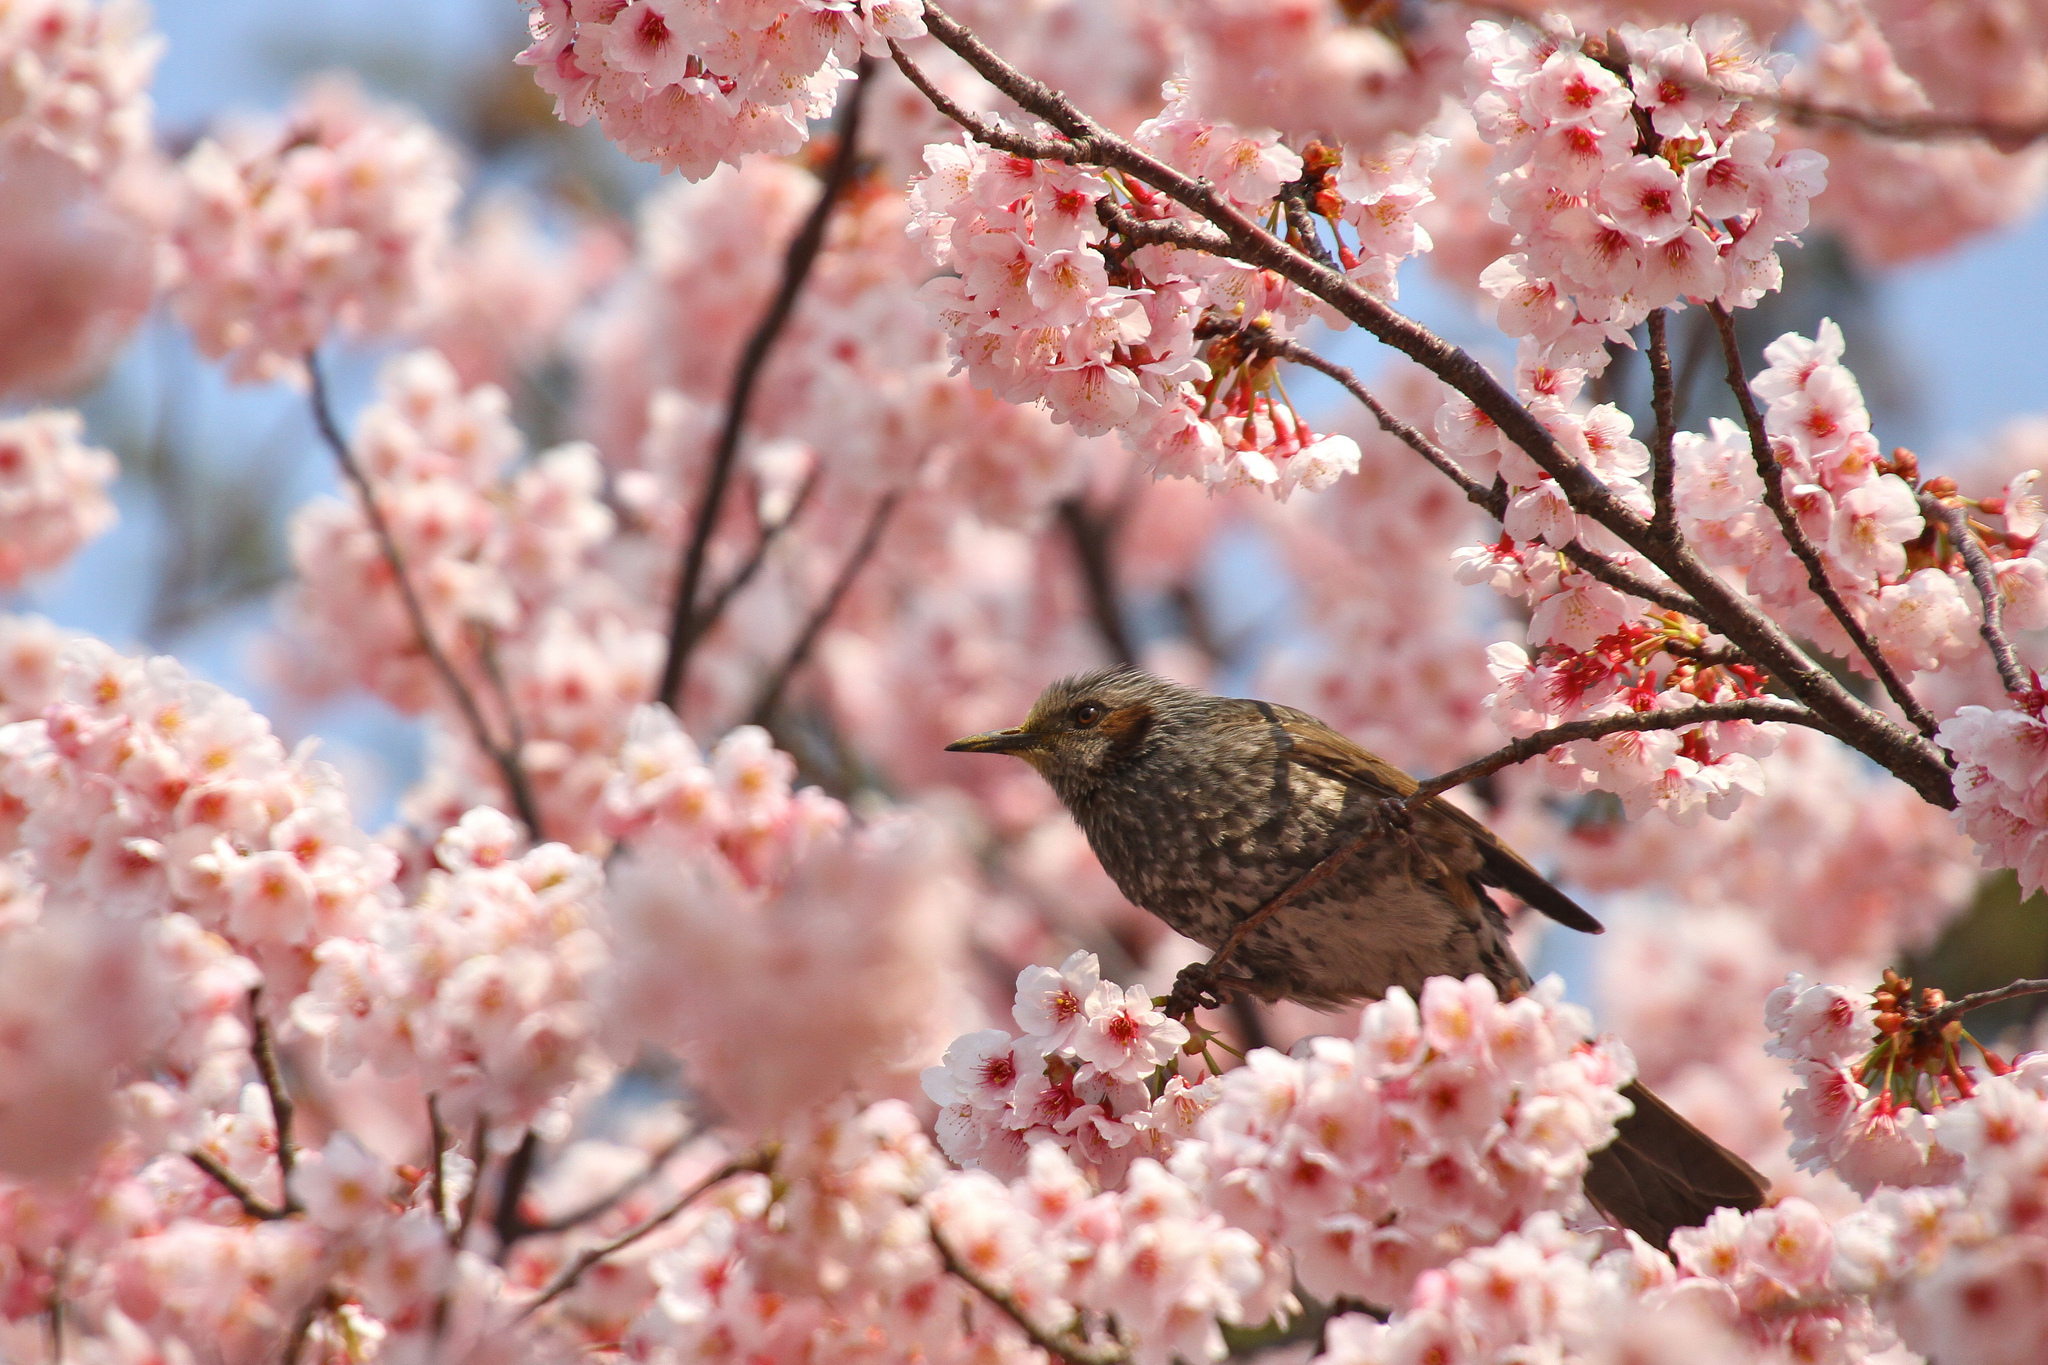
[1165,961,1260,1020]
[1363,795,1415,841]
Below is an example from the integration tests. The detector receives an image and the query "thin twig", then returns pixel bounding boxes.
[1239,325,1703,616]
[527,1127,701,1236]
[492,1129,541,1257]
[658,58,875,714]
[907,3,1955,810]
[248,989,302,1213]
[749,488,903,724]
[515,1152,771,1320]
[1772,95,2048,150]
[1403,698,1822,806]
[1706,304,1941,740]
[1645,309,1677,544]
[931,1222,1128,1365]
[306,354,547,839]
[1059,498,1138,667]
[186,1149,287,1221]
[1921,979,2048,1033]
[691,467,823,637]
[282,1285,336,1365]
[1923,492,2029,696]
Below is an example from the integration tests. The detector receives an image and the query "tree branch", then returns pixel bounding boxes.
[750,488,902,724]
[1706,304,1941,740]
[515,1151,772,1320]
[930,1222,1128,1365]
[247,989,302,1212]
[1236,325,1704,617]
[658,57,874,715]
[186,1148,288,1221]
[1645,309,1678,544]
[1059,497,1138,667]
[306,354,547,840]
[911,3,1955,809]
[1403,698,1823,806]
[1922,978,2048,1033]
[525,1127,700,1236]
[1772,95,2048,151]
[690,467,822,639]
[1922,492,2029,696]
[492,1129,541,1257]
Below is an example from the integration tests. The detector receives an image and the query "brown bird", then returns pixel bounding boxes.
[947,667,1768,1248]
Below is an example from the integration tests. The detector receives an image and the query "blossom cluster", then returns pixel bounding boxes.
[1180,974,1635,1305]
[926,1145,1293,1365]
[909,83,1450,498]
[1942,693,2048,898]
[0,0,160,179]
[606,704,967,1132]
[1448,352,1784,820]
[515,0,925,180]
[923,948,1200,1184]
[0,408,119,588]
[1469,17,1827,372]
[169,77,460,382]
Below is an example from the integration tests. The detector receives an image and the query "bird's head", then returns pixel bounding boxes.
[945,668,1197,800]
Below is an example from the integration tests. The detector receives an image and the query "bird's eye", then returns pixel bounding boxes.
[1071,701,1107,727]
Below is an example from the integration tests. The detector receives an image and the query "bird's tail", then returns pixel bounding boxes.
[1584,1080,1771,1249]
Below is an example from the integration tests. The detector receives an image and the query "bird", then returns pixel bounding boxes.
[945,666,1769,1249]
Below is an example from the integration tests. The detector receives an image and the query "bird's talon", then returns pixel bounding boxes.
[1167,963,1255,1019]
[1366,797,1415,840]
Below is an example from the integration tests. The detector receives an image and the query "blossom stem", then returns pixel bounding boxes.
[1706,303,1940,740]
[658,57,874,717]
[930,1221,1129,1365]
[515,1150,773,1321]
[305,352,549,840]
[1921,492,2029,695]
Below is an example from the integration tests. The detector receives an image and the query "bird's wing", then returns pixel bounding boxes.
[1256,703,1605,936]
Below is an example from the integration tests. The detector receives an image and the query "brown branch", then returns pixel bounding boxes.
[910,3,1954,809]
[1096,197,1233,255]
[1921,979,2048,1033]
[1403,698,1822,806]
[492,1129,541,1257]
[690,467,822,638]
[282,1285,338,1365]
[1239,326,1702,616]
[249,988,302,1214]
[186,1148,288,1221]
[750,488,903,724]
[1660,638,1750,668]
[526,1127,700,1236]
[886,40,1078,163]
[1923,492,2029,696]
[515,1152,771,1321]
[658,58,875,714]
[1706,304,1941,740]
[1059,497,1138,667]
[931,1222,1127,1365]
[306,354,547,840]
[1646,309,1677,544]
[1773,95,2048,151]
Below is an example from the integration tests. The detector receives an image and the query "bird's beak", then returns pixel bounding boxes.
[945,726,1043,755]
